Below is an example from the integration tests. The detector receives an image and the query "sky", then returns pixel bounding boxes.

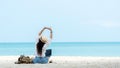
[0,0,120,42]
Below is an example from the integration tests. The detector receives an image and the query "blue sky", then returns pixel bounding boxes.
[0,0,120,42]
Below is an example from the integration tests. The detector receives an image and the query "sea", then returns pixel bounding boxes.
[0,42,120,56]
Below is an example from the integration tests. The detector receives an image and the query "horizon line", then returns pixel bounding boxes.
[0,42,120,43]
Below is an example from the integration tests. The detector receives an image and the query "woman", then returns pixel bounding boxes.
[33,27,53,64]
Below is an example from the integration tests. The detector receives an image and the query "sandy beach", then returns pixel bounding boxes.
[0,56,120,68]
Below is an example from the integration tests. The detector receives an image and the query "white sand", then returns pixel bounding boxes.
[0,56,120,68]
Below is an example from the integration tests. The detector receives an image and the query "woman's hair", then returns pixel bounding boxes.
[40,35,48,43]
[36,39,45,55]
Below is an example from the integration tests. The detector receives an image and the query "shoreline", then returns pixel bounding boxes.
[0,56,120,68]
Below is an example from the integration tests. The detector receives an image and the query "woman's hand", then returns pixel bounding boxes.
[44,27,52,31]
[40,27,53,39]
[44,27,48,29]
[44,27,53,39]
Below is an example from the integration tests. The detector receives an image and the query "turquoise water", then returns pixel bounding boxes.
[0,42,120,56]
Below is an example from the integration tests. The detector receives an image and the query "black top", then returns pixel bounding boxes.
[36,39,45,54]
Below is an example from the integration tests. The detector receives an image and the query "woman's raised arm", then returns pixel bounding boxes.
[38,27,46,36]
[39,27,53,39]
[49,28,53,39]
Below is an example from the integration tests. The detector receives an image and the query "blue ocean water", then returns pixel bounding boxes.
[0,42,120,56]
